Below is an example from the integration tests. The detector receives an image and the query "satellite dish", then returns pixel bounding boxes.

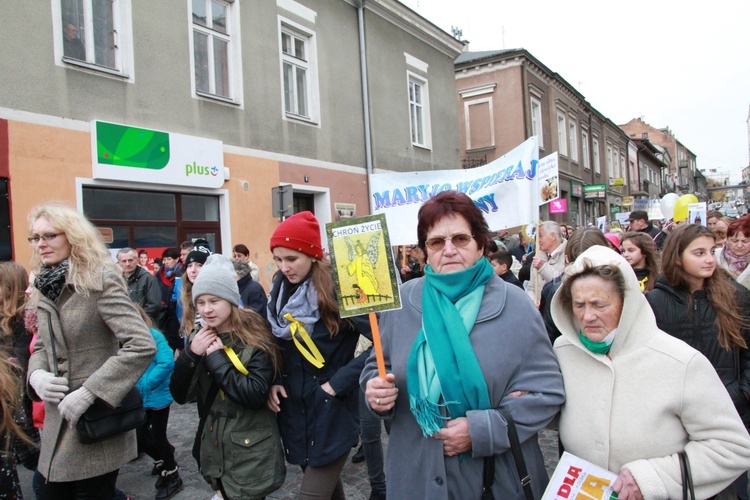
[614,197,622,205]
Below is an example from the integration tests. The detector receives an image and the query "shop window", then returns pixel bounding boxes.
[182,194,219,221]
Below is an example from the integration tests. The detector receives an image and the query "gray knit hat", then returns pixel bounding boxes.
[192,254,240,306]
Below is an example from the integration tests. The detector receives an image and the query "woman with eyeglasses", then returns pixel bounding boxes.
[25,203,156,499]
[362,191,565,499]
[716,215,750,290]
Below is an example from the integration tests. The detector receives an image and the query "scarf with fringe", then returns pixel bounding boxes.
[406,258,494,437]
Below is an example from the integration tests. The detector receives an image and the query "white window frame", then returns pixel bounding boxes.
[581,129,590,170]
[568,117,578,162]
[530,97,543,149]
[407,71,432,149]
[53,0,134,80]
[592,136,601,174]
[189,0,243,104]
[278,16,320,125]
[557,112,567,156]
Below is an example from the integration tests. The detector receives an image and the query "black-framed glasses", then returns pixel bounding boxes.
[27,233,64,244]
[425,233,474,251]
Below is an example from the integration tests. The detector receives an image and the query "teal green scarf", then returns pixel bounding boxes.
[578,330,613,354]
[407,258,495,437]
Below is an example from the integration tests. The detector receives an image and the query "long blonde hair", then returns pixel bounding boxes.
[28,203,115,295]
[0,262,29,337]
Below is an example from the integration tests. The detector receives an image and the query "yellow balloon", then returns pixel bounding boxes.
[673,194,699,222]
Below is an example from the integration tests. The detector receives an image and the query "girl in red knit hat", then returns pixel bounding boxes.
[266,211,371,499]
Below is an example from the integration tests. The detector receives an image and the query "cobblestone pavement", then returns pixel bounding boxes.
[19,402,561,499]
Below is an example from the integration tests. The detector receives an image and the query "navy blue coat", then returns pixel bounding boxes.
[267,273,371,467]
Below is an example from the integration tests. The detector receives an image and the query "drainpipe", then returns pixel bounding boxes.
[357,1,375,213]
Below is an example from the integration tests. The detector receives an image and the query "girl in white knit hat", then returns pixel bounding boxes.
[170,254,286,499]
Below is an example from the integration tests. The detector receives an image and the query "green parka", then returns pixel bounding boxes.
[171,331,285,499]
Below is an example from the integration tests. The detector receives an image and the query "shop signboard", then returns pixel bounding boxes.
[91,121,225,188]
[583,184,607,200]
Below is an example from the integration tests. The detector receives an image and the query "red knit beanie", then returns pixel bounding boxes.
[270,211,324,260]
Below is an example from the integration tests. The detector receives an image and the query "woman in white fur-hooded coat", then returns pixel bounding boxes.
[551,246,750,499]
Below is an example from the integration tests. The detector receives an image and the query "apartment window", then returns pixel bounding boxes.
[59,0,126,71]
[581,129,590,169]
[192,0,234,99]
[408,73,431,148]
[568,119,578,161]
[592,137,601,174]
[530,97,543,148]
[279,20,319,123]
[620,154,626,180]
[557,112,567,156]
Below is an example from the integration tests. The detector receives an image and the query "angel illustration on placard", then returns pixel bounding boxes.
[342,232,381,301]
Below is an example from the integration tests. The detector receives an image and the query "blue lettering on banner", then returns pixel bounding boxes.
[371,159,537,211]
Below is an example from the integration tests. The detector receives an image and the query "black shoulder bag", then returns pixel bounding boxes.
[46,311,146,444]
[483,407,533,500]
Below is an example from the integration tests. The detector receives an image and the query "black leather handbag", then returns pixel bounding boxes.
[47,312,146,444]
[76,387,146,444]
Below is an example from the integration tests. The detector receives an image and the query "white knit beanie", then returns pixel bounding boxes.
[192,254,240,306]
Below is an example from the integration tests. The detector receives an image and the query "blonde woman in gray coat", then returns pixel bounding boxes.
[26,203,155,498]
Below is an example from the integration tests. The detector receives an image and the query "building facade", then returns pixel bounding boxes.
[620,118,704,199]
[454,48,630,228]
[0,0,463,276]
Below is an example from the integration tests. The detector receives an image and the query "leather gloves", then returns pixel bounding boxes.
[58,386,96,425]
[29,369,69,404]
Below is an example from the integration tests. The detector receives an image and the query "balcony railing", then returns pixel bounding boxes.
[462,155,487,169]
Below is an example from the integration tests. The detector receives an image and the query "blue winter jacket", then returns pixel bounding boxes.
[136,328,175,409]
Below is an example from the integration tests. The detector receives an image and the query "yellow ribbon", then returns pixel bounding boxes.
[638,276,648,293]
[284,313,325,368]
[219,346,249,400]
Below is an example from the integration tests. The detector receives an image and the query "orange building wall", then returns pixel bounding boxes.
[6,119,369,292]
[9,121,93,269]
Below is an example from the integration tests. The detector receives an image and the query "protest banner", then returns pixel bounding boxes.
[371,137,539,245]
[542,452,617,500]
[326,214,401,378]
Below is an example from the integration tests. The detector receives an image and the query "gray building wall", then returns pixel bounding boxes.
[0,0,460,171]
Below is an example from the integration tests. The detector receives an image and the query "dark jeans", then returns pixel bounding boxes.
[136,406,177,470]
[38,469,119,500]
[359,388,386,495]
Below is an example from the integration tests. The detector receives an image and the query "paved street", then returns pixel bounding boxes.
[18,401,561,499]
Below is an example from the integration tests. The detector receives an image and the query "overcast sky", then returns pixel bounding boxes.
[401,0,750,182]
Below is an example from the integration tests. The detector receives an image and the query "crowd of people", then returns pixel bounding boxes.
[2,197,750,499]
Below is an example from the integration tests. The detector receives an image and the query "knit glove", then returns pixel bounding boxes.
[29,369,69,404]
[58,386,97,425]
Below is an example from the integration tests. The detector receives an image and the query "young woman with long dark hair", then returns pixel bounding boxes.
[646,223,750,499]
[266,211,371,499]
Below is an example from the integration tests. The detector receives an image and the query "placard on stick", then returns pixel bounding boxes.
[326,214,401,318]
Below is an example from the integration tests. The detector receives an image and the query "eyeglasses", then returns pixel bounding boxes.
[425,233,474,251]
[27,233,64,244]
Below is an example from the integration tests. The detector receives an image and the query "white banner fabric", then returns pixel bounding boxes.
[371,138,540,245]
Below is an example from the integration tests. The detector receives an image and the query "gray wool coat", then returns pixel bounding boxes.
[28,269,156,482]
[361,274,565,499]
